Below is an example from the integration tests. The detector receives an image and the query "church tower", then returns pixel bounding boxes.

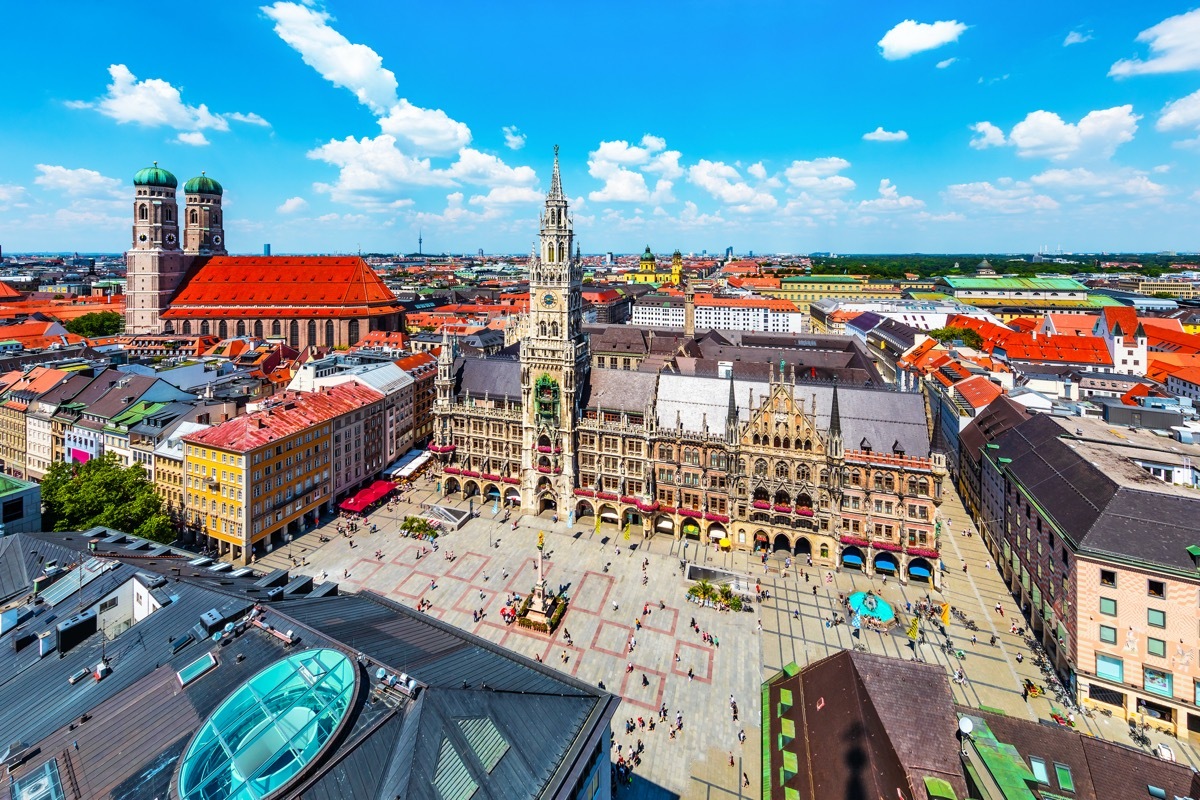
[125,163,189,333]
[183,172,226,255]
[520,147,590,511]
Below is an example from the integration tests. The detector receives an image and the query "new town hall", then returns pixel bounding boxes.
[432,150,949,582]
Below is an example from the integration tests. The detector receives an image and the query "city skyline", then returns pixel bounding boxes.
[2,2,1200,254]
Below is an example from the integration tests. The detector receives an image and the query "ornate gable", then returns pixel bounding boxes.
[742,383,826,456]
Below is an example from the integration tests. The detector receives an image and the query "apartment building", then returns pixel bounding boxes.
[0,366,70,478]
[630,293,806,333]
[183,382,383,564]
[977,413,1200,739]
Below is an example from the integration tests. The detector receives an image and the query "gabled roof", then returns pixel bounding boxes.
[163,256,402,319]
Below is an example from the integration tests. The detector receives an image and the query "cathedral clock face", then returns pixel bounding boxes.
[165,233,177,245]
[541,292,557,308]
[212,234,223,245]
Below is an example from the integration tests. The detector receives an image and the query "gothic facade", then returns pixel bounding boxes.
[431,151,947,582]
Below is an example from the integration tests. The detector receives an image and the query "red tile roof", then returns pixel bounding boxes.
[163,256,401,319]
[0,282,23,301]
[946,314,1113,366]
[183,382,383,452]
[1099,306,1138,337]
[953,375,1002,411]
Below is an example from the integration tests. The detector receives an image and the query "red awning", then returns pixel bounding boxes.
[339,479,395,513]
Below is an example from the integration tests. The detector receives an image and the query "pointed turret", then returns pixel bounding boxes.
[829,384,842,437]
[548,144,564,201]
[725,371,739,443]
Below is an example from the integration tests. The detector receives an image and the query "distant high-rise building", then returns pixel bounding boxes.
[725,246,734,260]
[263,243,271,256]
[478,248,484,259]
[702,249,707,258]
[604,252,614,266]
[749,250,754,258]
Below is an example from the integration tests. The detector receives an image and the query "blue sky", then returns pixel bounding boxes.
[2,1,1200,254]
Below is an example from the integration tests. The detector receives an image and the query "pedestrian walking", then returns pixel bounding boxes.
[642,673,649,687]
[729,753,734,767]
[738,728,746,744]
[687,667,694,681]
[743,773,750,788]
[971,634,977,646]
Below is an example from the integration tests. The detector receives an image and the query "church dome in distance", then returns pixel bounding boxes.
[184,171,223,195]
[133,162,177,188]
[641,245,654,261]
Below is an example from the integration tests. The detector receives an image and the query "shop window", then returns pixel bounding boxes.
[1143,667,1173,698]
[1095,653,1123,683]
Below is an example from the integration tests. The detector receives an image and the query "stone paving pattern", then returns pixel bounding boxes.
[259,476,1199,798]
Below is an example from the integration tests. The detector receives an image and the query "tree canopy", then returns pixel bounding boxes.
[40,453,176,543]
[64,310,124,338]
[927,326,984,350]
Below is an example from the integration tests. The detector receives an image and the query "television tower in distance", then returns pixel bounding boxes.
[418,229,423,256]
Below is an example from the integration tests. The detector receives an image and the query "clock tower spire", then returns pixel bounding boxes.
[520,147,589,512]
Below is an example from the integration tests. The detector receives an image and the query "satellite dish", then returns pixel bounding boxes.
[958,717,974,735]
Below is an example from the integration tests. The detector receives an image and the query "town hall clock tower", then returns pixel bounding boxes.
[520,147,590,512]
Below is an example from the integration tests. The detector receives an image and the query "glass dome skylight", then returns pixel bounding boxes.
[177,648,356,800]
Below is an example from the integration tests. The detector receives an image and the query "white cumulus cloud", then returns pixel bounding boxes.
[783,157,855,194]
[688,160,777,213]
[969,121,1007,149]
[262,1,397,113]
[1029,167,1167,199]
[378,99,471,153]
[1063,31,1093,47]
[176,131,210,146]
[862,127,908,142]
[1157,88,1200,133]
[277,196,308,214]
[1109,9,1200,77]
[33,164,124,198]
[944,180,1059,214]
[68,64,233,133]
[1008,106,1139,160]
[228,111,271,127]
[878,19,967,60]
[587,135,682,203]
[502,125,526,150]
[858,179,924,211]
[0,184,26,210]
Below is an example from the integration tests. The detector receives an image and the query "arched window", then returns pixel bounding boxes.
[254,320,264,339]
[773,436,781,448]
[139,204,148,220]
[754,459,767,477]
[918,478,929,496]
[212,212,219,225]
[164,207,172,222]
[873,474,884,491]
[325,320,335,346]
[803,439,812,451]
[753,434,761,446]
[289,321,300,348]
[774,462,789,480]
[348,320,360,344]
[885,475,895,492]
[550,321,559,338]
[539,321,547,337]
[307,320,317,347]
[557,242,565,262]
[907,477,918,495]
[189,209,198,224]
[218,320,228,339]
[820,469,829,486]
[799,464,810,482]
[182,321,192,335]
[271,320,281,337]
[851,470,861,486]
[236,320,246,337]
[200,320,210,335]
[820,544,829,559]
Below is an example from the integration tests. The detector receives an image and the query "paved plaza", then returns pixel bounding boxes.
[259,477,1199,798]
